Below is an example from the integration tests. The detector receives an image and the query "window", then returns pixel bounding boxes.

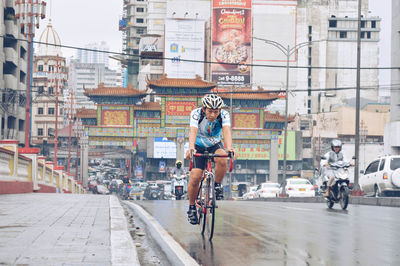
[38,86,44,93]
[329,20,337,28]
[48,87,54,94]
[361,21,365,28]
[48,65,54,72]
[361,32,365,38]
[38,65,43,71]
[300,120,309,130]
[308,77,311,87]
[339,31,347,38]
[379,159,385,171]
[137,28,145,34]
[390,158,400,171]
[136,18,144,23]
[38,107,43,115]
[367,32,371,39]
[371,21,376,28]
[365,160,379,174]
[38,128,43,136]
[136,7,144,12]
[308,26,312,34]
[48,108,55,115]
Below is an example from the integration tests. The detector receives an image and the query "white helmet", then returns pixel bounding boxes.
[201,94,223,109]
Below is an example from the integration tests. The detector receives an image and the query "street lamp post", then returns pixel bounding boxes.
[65,90,76,174]
[15,0,46,148]
[253,37,326,195]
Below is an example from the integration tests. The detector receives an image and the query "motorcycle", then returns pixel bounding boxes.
[172,174,186,200]
[323,161,351,210]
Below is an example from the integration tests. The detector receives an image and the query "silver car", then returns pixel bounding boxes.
[360,155,400,197]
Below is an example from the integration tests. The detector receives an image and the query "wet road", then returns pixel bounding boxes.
[135,200,400,266]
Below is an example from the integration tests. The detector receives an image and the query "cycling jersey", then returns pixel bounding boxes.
[189,107,231,148]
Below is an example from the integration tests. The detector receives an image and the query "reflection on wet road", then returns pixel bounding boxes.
[136,201,400,265]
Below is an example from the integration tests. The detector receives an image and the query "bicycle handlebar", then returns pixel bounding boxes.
[189,150,234,172]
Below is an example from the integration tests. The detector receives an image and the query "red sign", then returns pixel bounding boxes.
[212,0,252,86]
[166,101,198,116]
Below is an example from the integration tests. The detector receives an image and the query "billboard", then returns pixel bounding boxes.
[212,0,252,86]
[164,19,205,79]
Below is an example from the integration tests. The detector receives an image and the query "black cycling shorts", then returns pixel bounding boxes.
[193,142,225,170]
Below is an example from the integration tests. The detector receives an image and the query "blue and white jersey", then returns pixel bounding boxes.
[189,107,231,148]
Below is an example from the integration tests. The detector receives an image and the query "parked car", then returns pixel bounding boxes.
[243,186,258,200]
[359,155,400,197]
[279,178,315,197]
[96,184,110,195]
[254,183,280,198]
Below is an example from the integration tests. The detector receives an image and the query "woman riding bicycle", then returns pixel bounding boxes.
[185,94,236,225]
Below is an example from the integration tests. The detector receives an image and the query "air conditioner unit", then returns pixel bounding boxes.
[235,164,241,170]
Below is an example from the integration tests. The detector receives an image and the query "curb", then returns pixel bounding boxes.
[126,201,199,266]
[251,196,400,207]
[110,196,140,266]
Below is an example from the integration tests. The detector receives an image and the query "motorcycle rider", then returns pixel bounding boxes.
[321,139,346,197]
[170,160,187,195]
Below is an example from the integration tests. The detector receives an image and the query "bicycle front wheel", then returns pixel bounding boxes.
[205,177,216,241]
[198,182,207,235]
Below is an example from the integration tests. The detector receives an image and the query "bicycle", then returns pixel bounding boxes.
[189,150,234,241]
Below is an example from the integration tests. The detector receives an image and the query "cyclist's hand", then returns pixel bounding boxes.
[186,149,196,160]
[227,148,237,160]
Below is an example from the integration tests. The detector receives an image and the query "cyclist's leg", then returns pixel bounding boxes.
[188,169,203,205]
[214,148,228,183]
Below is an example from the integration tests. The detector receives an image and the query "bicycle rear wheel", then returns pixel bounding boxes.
[205,176,216,241]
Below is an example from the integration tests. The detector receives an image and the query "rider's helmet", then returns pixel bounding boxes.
[201,94,224,109]
[175,160,182,168]
[331,139,342,153]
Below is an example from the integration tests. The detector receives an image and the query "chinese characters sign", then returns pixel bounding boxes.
[166,101,198,125]
[212,0,252,86]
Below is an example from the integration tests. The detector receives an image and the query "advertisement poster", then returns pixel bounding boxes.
[135,166,143,178]
[154,137,176,159]
[164,19,205,79]
[212,0,252,86]
[159,160,166,173]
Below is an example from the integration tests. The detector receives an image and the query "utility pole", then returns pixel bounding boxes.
[353,0,363,195]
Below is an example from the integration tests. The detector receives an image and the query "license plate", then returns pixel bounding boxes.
[299,188,306,191]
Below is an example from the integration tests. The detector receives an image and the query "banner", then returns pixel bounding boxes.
[212,0,252,86]
[164,19,205,79]
[135,166,143,177]
[159,160,166,173]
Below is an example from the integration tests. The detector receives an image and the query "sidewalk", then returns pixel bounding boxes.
[0,193,139,266]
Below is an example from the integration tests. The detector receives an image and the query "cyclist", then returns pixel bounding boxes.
[185,94,236,225]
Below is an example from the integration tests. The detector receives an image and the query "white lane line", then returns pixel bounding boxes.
[282,206,313,211]
[127,202,199,266]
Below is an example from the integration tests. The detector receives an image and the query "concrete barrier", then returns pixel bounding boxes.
[0,140,86,195]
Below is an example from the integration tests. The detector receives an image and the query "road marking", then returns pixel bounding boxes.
[282,206,313,211]
[126,202,199,266]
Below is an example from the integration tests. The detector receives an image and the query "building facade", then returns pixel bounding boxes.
[0,0,29,143]
[77,41,110,68]
[384,0,400,155]
[32,21,67,149]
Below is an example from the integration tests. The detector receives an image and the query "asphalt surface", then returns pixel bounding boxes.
[136,200,400,266]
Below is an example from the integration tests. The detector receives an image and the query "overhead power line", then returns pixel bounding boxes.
[1,35,399,71]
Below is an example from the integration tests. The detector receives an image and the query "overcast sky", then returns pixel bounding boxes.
[36,0,392,81]
[36,0,123,69]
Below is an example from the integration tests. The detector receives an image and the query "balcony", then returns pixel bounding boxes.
[5,20,18,38]
[19,58,27,72]
[4,74,18,89]
[5,47,18,66]
[33,71,48,79]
